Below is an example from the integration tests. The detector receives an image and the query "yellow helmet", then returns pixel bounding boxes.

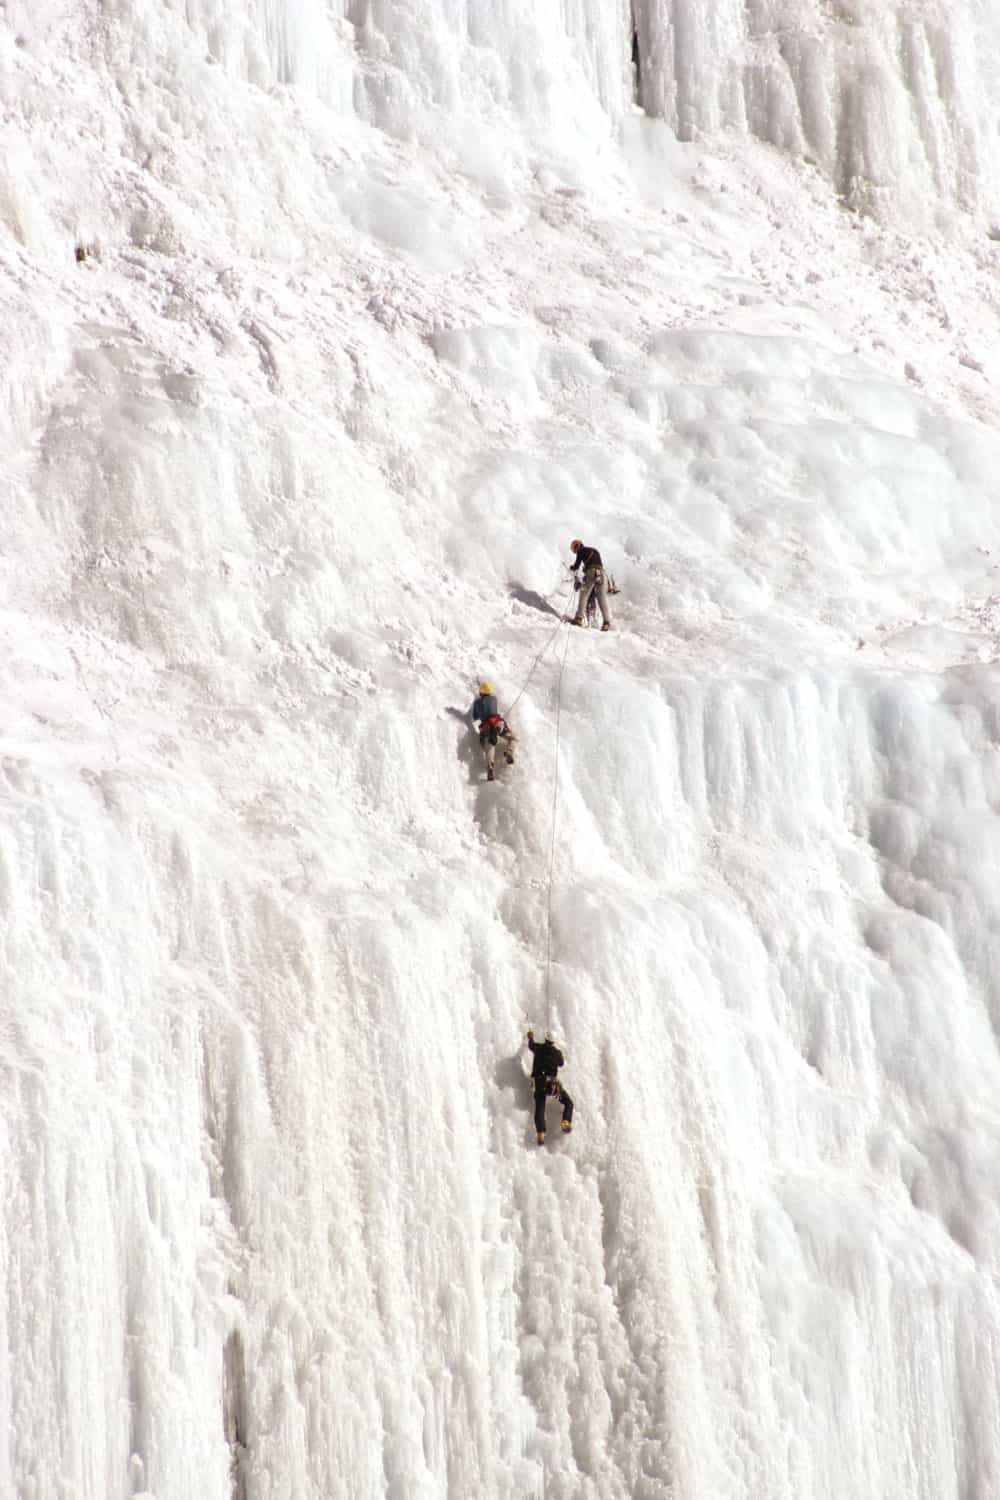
[479,680,493,694]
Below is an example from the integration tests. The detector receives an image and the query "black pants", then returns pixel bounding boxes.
[534,1076,573,1132]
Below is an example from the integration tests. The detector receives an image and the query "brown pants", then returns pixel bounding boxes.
[576,566,610,625]
[480,724,517,771]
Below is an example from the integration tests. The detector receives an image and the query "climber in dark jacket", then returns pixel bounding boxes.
[526,1029,574,1142]
[569,539,611,630]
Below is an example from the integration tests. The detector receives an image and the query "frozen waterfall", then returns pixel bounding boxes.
[4,2,1000,1498]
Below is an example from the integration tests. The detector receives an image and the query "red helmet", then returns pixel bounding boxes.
[570,539,582,552]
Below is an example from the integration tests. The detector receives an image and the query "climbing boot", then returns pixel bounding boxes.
[536,1131,545,1145]
[561,1120,572,1133]
[505,752,514,765]
[601,621,611,632]
[487,767,495,782]
[570,616,584,627]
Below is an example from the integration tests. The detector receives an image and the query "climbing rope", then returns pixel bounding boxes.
[501,576,575,723]
[544,620,572,1028]
[483,569,576,1033]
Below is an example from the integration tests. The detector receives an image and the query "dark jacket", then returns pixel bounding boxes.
[528,1037,564,1078]
[571,544,603,573]
[471,693,499,722]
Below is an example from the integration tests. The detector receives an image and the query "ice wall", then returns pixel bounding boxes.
[9,0,999,251]
[5,1,1000,1498]
[633,0,1000,215]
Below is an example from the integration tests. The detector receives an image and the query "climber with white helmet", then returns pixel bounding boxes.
[526,1029,574,1143]
[569,539,612,631]
[470,679,517,782]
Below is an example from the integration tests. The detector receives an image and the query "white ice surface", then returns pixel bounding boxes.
[5,3,1000,1498]
[631,0,1000,218]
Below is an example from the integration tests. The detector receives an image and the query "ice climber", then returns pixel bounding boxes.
[526,1029,574,1144]
[569,539,612,631]
[470,680,517,783]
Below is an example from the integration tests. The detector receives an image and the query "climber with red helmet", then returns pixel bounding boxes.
[569,539,612,631]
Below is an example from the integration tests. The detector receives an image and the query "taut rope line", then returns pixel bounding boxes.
[544,621,572,1028]
[501,577,575,723]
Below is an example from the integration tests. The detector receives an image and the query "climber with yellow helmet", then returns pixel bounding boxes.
[470,679,517,782]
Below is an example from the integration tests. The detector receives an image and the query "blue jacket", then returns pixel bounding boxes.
[471,693,499,722]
